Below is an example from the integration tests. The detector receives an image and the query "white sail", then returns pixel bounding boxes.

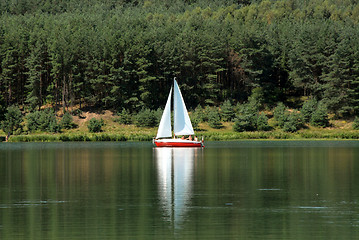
[173,79,195,136]
[156,87,172,139]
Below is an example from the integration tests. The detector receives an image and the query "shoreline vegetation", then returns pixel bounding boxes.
[2,110,359,142]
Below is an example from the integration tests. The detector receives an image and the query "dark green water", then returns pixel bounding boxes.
[1,141,359,239]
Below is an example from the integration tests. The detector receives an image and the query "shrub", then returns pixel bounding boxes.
[234,114,254,132]
[134,108,157,127]
[191,105,205,123]
[1,105,23,136]
[60,112,77,129]
[311,101,329,127]
[71,109,85,118]
[220,100,235,122]
[207,108,223,129]
[283,111,304,132]
[353,117,359,130]
[202,106,213,122]
[88,118,104,133]
[190,111,200,129]
[26,109,60,133]
[301,98,317,123]
[154,108,163,125]
[257,113,271,131]
[26,111,42,131]
[48,118,61,133]
[116,108,132,125]
[273,102,289,128]
[233,105,257,132]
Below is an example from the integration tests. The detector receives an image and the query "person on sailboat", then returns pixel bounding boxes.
[186,135,192,141]
[194,136,198,141]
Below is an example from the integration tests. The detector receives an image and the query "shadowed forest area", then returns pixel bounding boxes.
[1,0,359,139]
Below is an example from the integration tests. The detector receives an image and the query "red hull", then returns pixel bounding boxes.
[154,140,204,148]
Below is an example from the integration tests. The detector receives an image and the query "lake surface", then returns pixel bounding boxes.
[1,141,359,239]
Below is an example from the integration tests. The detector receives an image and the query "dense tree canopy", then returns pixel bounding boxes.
[1,0,359,117]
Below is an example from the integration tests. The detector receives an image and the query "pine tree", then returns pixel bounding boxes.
[60,111,77,129]
[0,95,6,122]
[233,104,257,132]
[207,108,223,129]
[288,21,328,98]
[0,48,19,105]
[25,39,48,110]
[273,102,288,128]
[1,105,23,138]
[352,117,359,130]
[301,98,317,123]
[311,101,329,127]
[88,118,104,133]
[220,100,235,122]
[257,112,271,131]
[283,111,304,132]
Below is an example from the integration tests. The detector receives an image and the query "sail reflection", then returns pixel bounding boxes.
[155,147,197,228]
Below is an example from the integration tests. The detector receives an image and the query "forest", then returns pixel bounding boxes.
[1,0,359,119]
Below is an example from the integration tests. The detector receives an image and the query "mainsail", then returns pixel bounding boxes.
[173,79,194,136]
[156,87,172,139]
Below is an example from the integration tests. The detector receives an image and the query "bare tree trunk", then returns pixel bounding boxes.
[62,75,66,113]
[8,81,12,105]
[37,74,42,111]
[55,76,59,111]
[69,71,74,110]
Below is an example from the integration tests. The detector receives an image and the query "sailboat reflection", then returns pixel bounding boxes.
[155,147,198,228]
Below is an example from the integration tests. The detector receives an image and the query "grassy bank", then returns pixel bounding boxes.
[6,128,359,142]
[2,112,359,142]
[8,133,154,142]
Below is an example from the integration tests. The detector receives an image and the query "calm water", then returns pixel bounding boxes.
[1,141,359,239]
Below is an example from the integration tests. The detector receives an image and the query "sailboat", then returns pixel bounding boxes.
[153,78,204,147]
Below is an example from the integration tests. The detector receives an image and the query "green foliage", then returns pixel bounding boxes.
[1,105,23,136]
[1,0,359,119]
[192,105,205,123]
[248,87,264,111]
[190,112,200,130]
[116,108,132,125]
[273,102,289,128]
[233,114,254,132]
[353,117,359,130]
[257,113,271,131]
[189,105,208,129]
[26,109,61,133]
[202,106,213,122]
[26,111,42,132]
[301,98,318,123]
[134,108,157,127]
[207,108,222,129]
[88,118,104,133]
[154,108,163,126]
[283,111,304,132]
[0,95,6,122]
[220,100,235,122]
[233,104,257,132]
[60,112,77,129]
[71,109,84,118]
[310,101,330,127]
